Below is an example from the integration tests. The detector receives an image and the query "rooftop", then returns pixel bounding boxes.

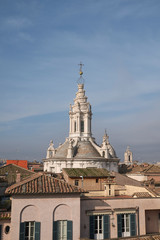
[63,167,111,178]
[0,164,34,185]
[5,173,86,195]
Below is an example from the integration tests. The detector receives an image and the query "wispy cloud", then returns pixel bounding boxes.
[4,17,32,29]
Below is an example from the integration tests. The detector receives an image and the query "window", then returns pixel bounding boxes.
[117,213,136,238]
[94,215,103,238]
[5,225,10,234]
[109,184,111,196]
[74,121,76,132]
[81,121,84,132]
[58,221,67,240]
[53,220,72,240]
[96,179,98,183]
[90,215,110,239]
[20,221,40,240]
[25,222,34,239]
[128,155,130,162]
[75,180,79,186]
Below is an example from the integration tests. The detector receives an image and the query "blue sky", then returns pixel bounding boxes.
[0,0,160,163]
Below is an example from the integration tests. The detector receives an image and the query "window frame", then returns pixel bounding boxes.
[75,180,79,186]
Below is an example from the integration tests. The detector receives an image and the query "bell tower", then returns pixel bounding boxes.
[69,63,92,140]
[124,146,133,165]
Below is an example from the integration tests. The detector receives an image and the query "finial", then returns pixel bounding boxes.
[79,62,84,76]
[103,129,109,144]
[77,62,85,84]
[105,129,107,135]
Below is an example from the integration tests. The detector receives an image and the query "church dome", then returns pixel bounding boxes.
[43,67,119,173]
[74,141,101,159]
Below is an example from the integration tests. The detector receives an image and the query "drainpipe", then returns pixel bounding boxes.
[80,176,83,188]
[136,206,140,238]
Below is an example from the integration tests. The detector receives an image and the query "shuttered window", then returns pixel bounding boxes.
[103,215,110,239]
[53,220,72,240]
[130,214,136,236]
[89,215,110,239]
[117,213,136,238]
[20,222,40,240]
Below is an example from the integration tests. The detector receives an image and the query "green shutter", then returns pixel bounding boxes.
[35,222,41,240]
[67,221,72,240]
[103,215,110,239]
[89,215,95,239]
[0,225,2,240]
[20,222,25,240]
[53,221,57,240]
[130,214,136,236]
[117,214,122,238]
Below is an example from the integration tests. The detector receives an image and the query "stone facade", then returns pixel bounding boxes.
[43,83,119,173]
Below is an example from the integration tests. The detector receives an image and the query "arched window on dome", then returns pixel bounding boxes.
[81,120,84,132]
[74,121,76,132]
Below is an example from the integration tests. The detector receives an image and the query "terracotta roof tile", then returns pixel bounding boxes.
[143,165,160,173]
[0,211,11,220]
[132,192,152,198]
[5,173,86,195]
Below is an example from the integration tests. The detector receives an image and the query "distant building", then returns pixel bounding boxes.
[62,167,115,192]
[43,73,119,173]
[28,161,43,172]
[124,146,133,165]
[6,160,28,170]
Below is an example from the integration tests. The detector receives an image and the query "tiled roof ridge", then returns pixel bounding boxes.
[143,164,154,173]
[132,192,152,198]
[144,186,159,197]
[0,163,34,174]
[143,164,160,173]
[6,172,43,192]
[5,172,86,195]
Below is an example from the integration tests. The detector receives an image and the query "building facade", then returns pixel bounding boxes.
[5,172,160,240]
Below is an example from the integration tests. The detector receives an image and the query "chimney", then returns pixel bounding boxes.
[16,171,21,183]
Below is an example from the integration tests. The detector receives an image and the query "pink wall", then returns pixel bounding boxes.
[11,194,81,240]
[0,220,11,240]
[81,197,160,239]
